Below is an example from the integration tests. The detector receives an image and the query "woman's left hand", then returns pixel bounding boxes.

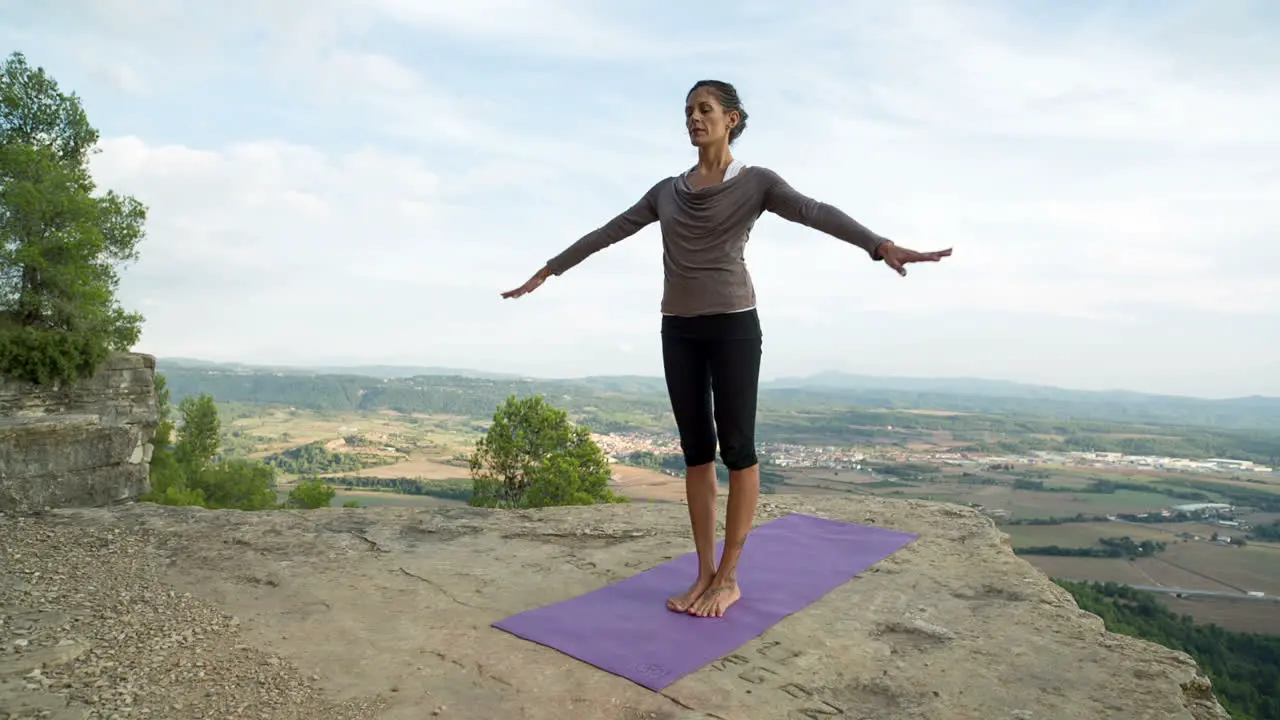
[875,242,952,276]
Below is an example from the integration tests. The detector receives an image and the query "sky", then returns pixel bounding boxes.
[2,0,1278,398]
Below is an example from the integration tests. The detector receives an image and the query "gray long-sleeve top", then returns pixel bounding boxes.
[545,166,888,317]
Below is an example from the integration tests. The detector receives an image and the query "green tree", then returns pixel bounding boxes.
[174,394,220,474]
[141,380,277,510]
[0,51,146,385]
[288,478,336,509]
[1250,521,1280,542]
[142,372,202,505]
[153,372,173,447]
[468,394,626,509]
[190,459,276,510]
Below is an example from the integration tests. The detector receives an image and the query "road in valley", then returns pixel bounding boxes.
[1129,585,1277,601]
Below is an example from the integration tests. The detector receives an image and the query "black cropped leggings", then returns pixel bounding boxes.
[660,309,763,472]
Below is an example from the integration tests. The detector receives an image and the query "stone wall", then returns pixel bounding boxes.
[0,352,159,513]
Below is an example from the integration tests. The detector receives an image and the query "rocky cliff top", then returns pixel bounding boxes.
[1,495,1229,720]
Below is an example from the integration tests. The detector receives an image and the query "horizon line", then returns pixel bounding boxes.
[150,355,1278,403]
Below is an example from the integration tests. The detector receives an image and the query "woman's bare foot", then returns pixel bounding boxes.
[687,580,741,618]
[667,575,713,612]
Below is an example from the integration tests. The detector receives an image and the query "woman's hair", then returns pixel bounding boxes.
[688,80,749,144]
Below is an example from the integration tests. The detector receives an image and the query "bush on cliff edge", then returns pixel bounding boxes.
[0,51,146,385]
[469,394,627,509]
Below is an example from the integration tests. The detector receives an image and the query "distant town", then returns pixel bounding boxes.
[592,431,1273,542]
[591,431,1276,475]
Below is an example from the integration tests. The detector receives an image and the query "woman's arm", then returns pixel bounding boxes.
[757,168,889,260]
[543,180,665,277]
[502,180,666,299]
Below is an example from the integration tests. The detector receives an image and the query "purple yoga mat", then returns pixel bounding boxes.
[492,512,918,691]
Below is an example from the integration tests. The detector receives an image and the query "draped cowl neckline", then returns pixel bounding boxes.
[669,169,751,239]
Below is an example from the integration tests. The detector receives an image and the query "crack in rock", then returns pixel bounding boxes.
[397,567,484,609]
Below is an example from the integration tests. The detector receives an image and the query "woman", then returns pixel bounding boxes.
[502,80,952,618]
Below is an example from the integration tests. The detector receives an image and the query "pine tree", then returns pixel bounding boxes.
[0,51,146,385]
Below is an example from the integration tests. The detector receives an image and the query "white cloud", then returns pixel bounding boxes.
[358,0,754,62]
[719,2,1280,328]
[87,132,637,368]
[800,2,1280,145]
[362,0,643,58]
[4,0,1278,396]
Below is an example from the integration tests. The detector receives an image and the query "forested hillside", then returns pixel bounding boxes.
[159,359,1280,429]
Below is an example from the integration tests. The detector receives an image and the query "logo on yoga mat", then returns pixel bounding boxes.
[632,663,671,681]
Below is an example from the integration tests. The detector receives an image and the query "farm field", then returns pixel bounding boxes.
[1000,521,1178,547]
[229,408,692,503]
[769,465,1255,520]
[330,490,463,508]
[882,484,1181,518]
[1158,542,1280,595]
[1025,554,1280,634]
[331,457,470,481]
[1159,596,1280,635]
[1011,520,1280,635]
[233,409,698,505]
[763,471,877,497]
[1025,555,1231,592]
[1001,513,1280,581]
[608,465,685,503]
[224,408,477,461]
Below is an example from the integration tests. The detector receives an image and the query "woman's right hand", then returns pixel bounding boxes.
[501,267,551,299]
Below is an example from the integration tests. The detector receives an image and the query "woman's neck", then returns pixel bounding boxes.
[695,144,734,175]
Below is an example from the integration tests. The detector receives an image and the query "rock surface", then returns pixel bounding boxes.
[0,353,158,514]
[1,496,1230,720]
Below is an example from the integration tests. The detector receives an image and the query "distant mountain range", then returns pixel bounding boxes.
[160,357,522,380]
[156,358,1280,431]
[161,358,1274,402]
[764,370,1275,403]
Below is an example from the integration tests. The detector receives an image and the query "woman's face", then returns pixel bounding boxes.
[685,86,738,148]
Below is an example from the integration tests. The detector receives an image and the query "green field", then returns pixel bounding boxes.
[887,485,1185,516]
[1001,521,1178,546]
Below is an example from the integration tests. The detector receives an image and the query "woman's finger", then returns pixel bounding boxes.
[903,248,951,263]
[502,274,545,298]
